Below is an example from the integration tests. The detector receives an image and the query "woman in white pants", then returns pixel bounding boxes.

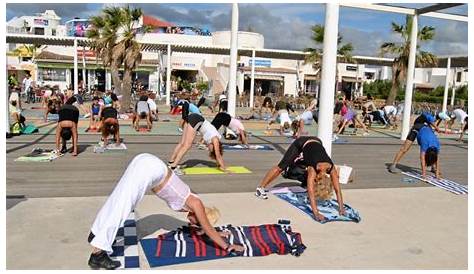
[87,153,243,269]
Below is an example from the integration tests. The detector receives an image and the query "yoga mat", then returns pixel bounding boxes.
[109,212,140,269]
[183,166,251,175]
[140,223,306,268]
[94,143,128,153]
[271,190,361,224]
[402,171,468,195]
[222,144,274,151]
[14,148,61,162]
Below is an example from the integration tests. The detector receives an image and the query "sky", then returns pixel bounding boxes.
[5,3,469,57]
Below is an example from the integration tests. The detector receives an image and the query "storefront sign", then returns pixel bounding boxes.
[172,62,196,69]
[34,19,49,26]
[249,59,271,67]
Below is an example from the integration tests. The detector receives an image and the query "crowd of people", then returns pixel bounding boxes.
[6,76,468,269]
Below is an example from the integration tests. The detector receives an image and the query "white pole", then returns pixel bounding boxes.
[400,15,418,141]
[6,66,10,134]
[442,57,451,113]
[450,69,456,106]
[82,46,86,91]
[157,50,161,95]
[227,3,239,117]
[250,49,256,108]
[166,44,172,106]
[73,38,78,94]
[317,3,339,157]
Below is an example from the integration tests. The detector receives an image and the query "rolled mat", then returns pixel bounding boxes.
[271,190,361,224]
[140,223,306,267]
[222,144,274,151]
[402,171,468,195]
[183,166,251,175]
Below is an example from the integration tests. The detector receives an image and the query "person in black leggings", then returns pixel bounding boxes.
[211,112,248,145]
[99,106,120,146]
[255,136,346,221]
[56,103,80,155]
[388,112,440,173]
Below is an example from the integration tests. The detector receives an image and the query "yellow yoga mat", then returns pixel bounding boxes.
[183,166,252,175]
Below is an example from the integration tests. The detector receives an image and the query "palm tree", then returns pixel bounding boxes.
[304,24,354,95]
[13,44,40,62]
[87,6,151,111]
[380,15,437,105]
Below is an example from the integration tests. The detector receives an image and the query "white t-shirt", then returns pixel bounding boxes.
[9,91,19,103]
[219,94,227,102]
[199,120,222,144]
[383,105,397,117]
[452,109,468,123]
[22,78,32,93]
[279,111,292,127]
[147,98,157,112]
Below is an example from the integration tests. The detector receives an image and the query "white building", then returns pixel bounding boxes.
[7,10,63,36]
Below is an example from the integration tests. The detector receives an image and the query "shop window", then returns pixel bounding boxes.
[456,71,462,82]
[38,68,67,82]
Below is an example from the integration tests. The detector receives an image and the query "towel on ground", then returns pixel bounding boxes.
[402,171,468,195]
[140,223,306,267]
[94,142,127,153]
[271,190,361,224]
[222,144,274,151]
[14,148,60,162]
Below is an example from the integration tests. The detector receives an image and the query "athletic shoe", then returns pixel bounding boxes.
[255,187,268,199]
[172,167,184,176]
[388,164,400,173]
[60,147,67,154]
[88,251,121,270]
[177,127,183,133]
[87,231,95,243]
[84,113,91,118]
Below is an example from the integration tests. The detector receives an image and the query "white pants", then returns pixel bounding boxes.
[90,153,167,253]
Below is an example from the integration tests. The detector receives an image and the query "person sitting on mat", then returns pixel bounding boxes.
[55,102,79,155]
[291,110,318,138]
[255,136,346,222]
[89,96,101,130]
[388,112,440,173]
[133,96,152,131]
[211,112,248,146]
[87,153,244,269]
[416,125,441,178]
[168,113,226,175]
[98,106,120,147]
[260,96,274,118]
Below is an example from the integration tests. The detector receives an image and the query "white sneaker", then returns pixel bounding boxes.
[255,187,268,199]
[84,113,91,118]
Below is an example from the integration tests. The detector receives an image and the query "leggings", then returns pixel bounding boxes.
[90,153,167,253]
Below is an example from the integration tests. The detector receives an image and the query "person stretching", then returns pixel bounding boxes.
[56,103,79,155]
[457,116,468,142]
[255,136,346,222]
[416,125,441,178]
[89,96,101,130]
[98,106,120,147]
[211,112,248,145]
[87,153,244,269]
[133,97,152,131]
[388,112,440,173]
[169,113,226,174]
[291,110,318,138]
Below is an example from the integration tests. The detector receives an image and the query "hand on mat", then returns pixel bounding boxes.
[314,212,327,222]
[339,208,346,216]
[227,244,245,255]
[219,167,231,173]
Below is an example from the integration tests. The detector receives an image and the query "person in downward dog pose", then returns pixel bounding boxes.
[87,153,244,269]
[255,136,346,222]
[211,112,249,146]
[168,113,227,174]
[291,110,318,138]
[98,106,120,147]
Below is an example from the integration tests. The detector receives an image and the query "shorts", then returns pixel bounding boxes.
[188,113,204,130]
[277,142,302,170]
[406,123,425,142]
[139,112,147,119]
[219,100,228,112]
[343,110,355,121]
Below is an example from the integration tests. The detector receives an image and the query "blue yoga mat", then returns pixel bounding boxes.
[141,224,306,268]
[273,191,361,224]
[222,144,274,151]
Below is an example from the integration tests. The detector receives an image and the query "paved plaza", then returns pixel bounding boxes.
[5,103,468,269]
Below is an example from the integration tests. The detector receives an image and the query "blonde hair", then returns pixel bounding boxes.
[313,174,334,201]
[205,206,221,225]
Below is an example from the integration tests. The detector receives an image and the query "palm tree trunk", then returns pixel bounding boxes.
[110,68,122,94]
[386,63,400,105]
[121,69,133,113]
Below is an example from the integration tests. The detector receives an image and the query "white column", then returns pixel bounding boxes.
[156,50,161,94]
[317,3,339,156]
[442,57,451,112]
[6,67,10,134]
[166,44,171,106]
[249,49,256,108]
[73,38,78,94]
[400,14,418,141]
[227,3,239,117]
[82,46,86,90]
[450,81,456,106]
[87,70,91,91]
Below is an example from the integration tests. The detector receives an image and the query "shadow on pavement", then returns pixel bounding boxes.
[6,126,57,154]
[384,162,421,173]
[6,195,27,210]
[136,214,188,239]
[181,159,216,168]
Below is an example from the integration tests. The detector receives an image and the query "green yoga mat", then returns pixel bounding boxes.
[15,149,60,162]
[183,166,251,175]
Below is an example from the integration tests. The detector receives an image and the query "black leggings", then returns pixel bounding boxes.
[219,100,228,112]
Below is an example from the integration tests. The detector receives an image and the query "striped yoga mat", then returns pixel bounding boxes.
[140,224,306,267]
[402,171,468,195]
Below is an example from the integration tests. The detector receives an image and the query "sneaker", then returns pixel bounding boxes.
[84,113,91,118]
[255,187,268,199]
[88,251,121,270]
[177,127,183,133]
[60,147,67,154]
[87,231,95,243]
[388,164,400,173]
[172,166,184,176]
